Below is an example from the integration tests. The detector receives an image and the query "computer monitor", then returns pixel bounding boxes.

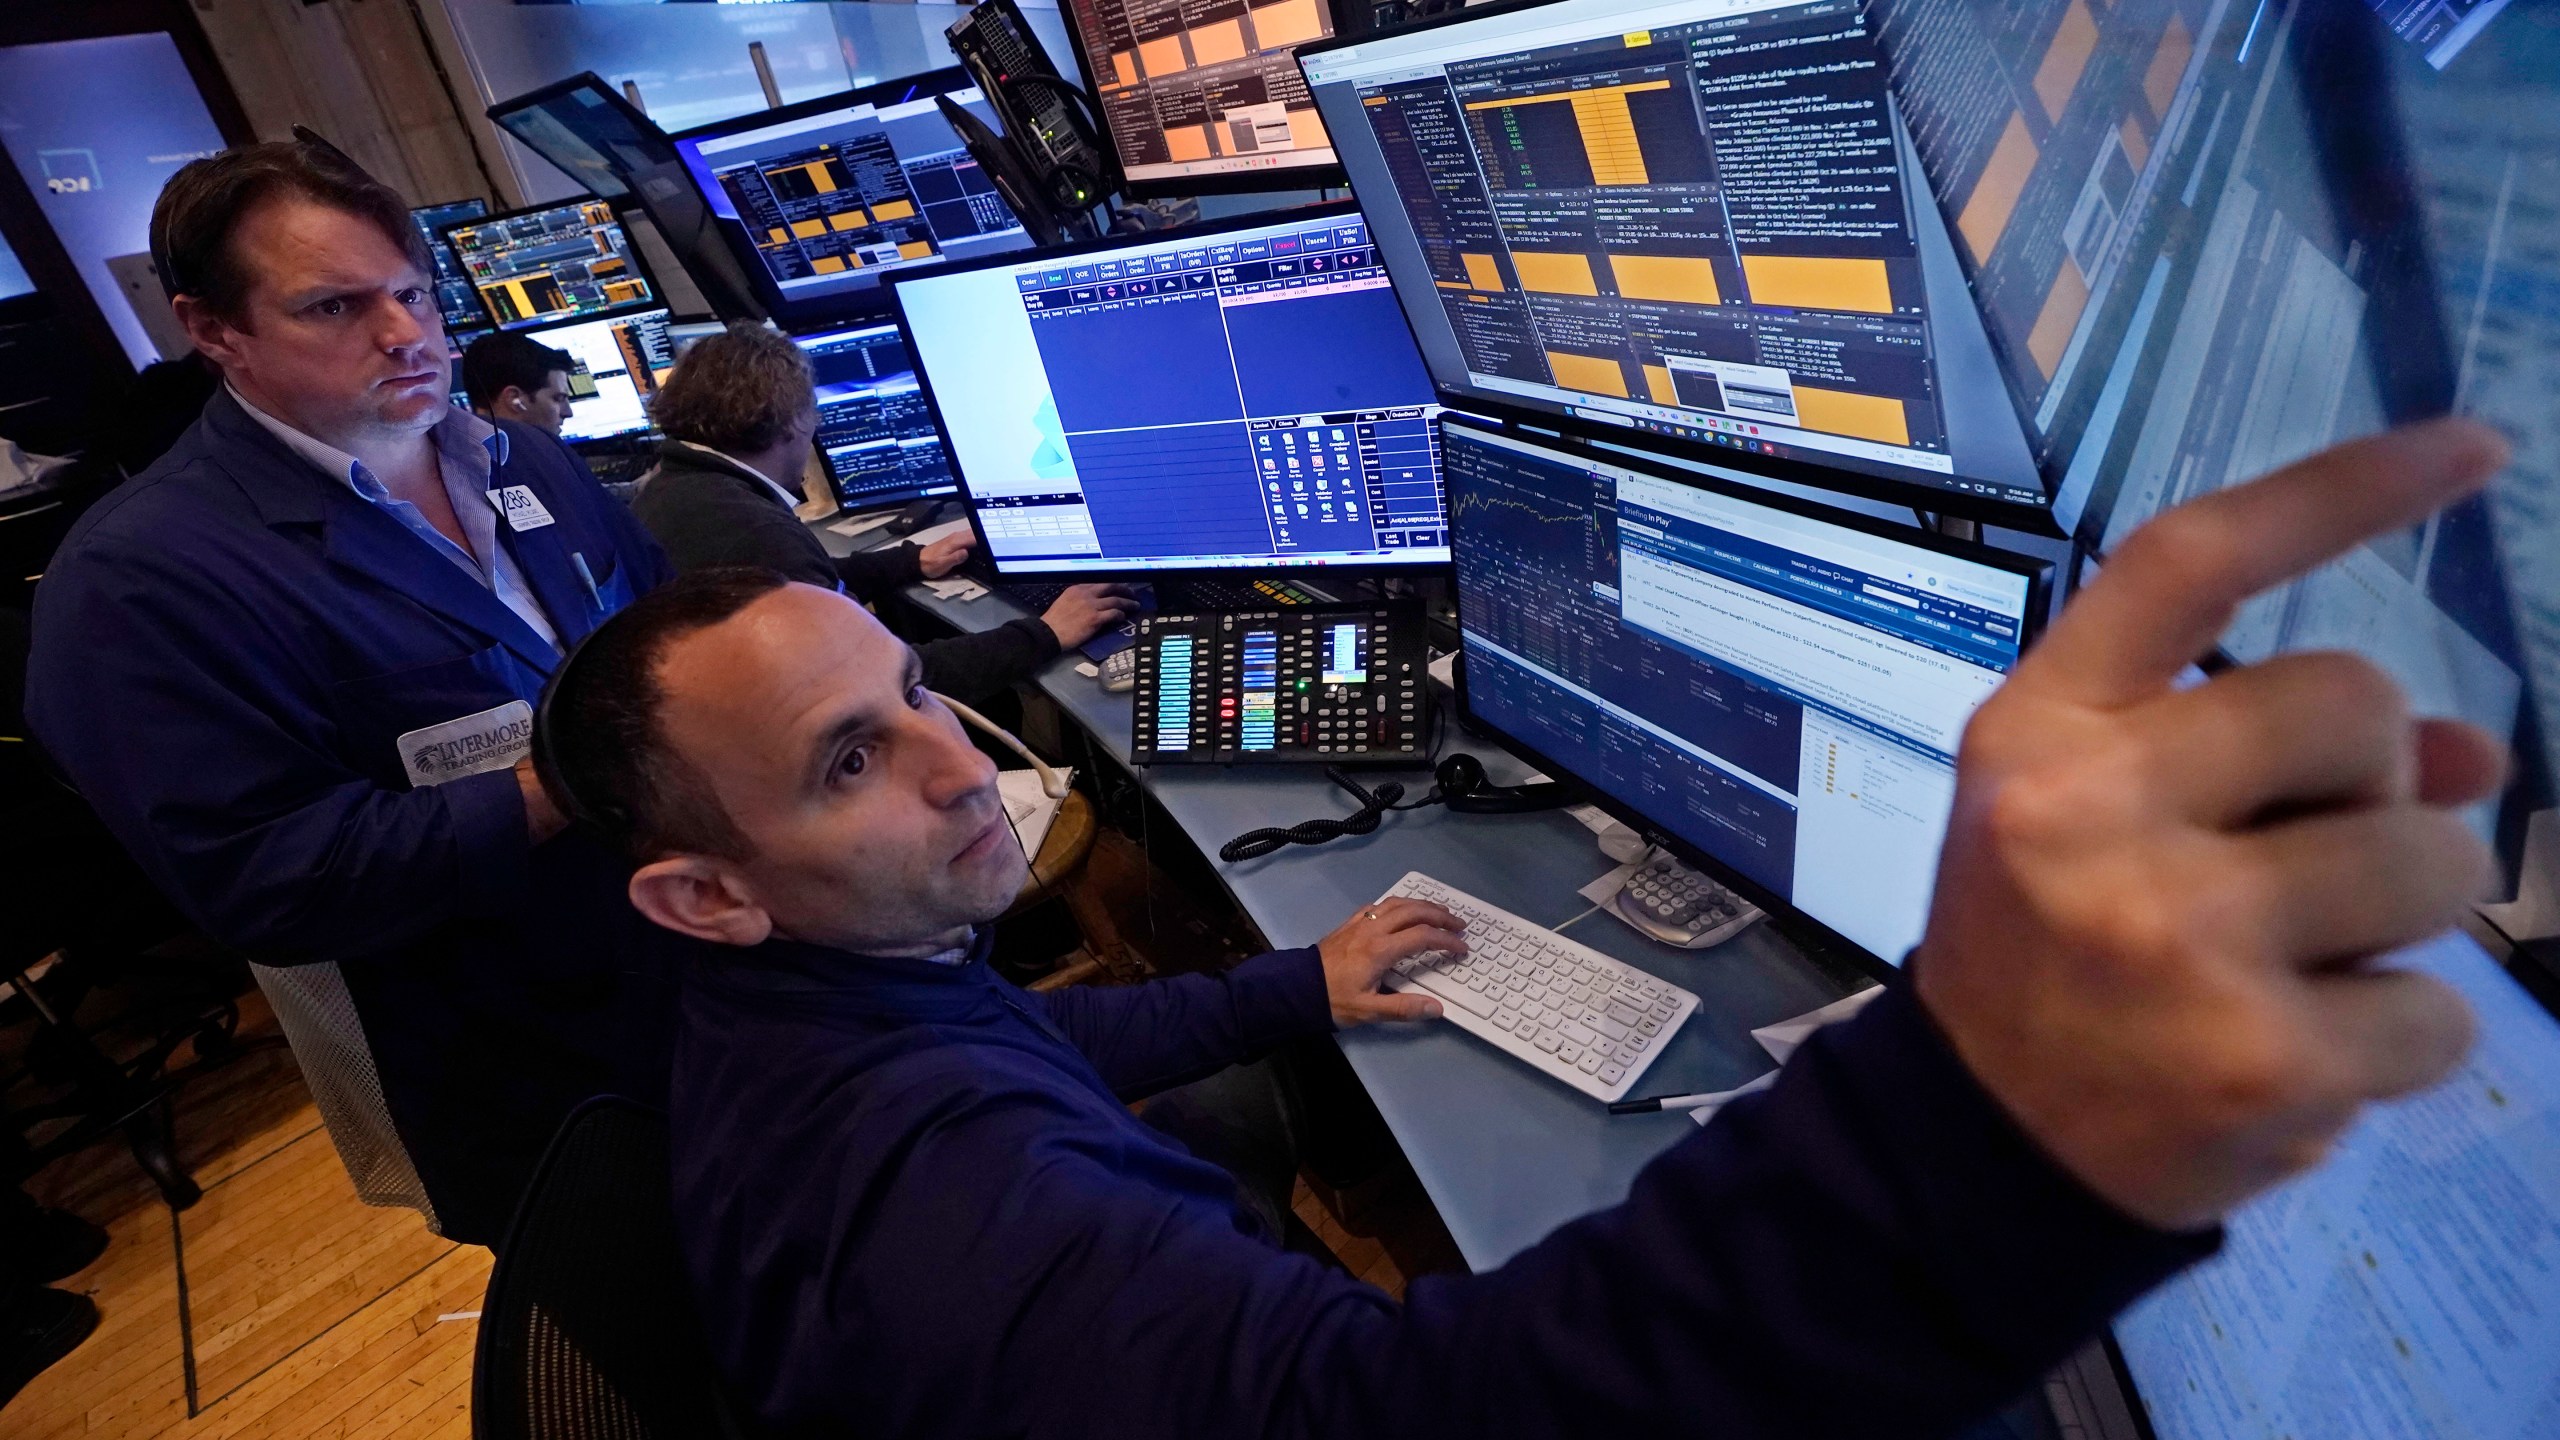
[486,73,770,325]
[1056,0,1343,195]
[2097,923,2560,1440]
[486,74,666,203]
[1867,0,2552,839]
[520,307,675,446]
[890,202,1451,577]
[439,199,657,331]
[1854,5,2560,1434]
[790,320,960,511]
[1296,0,2053,525]
[1441,411,2048,966]
[669,69,1033,325]
[411,199,491,338]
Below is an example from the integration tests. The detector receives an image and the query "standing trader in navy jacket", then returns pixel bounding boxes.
[25,142,674,1245]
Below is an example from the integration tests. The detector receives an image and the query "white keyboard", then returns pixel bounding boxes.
[1378,872,1697,1103]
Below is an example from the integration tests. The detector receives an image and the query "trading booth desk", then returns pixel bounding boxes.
[818,522,1856,1269]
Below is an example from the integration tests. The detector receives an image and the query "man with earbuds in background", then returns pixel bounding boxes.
[461,331,580,440]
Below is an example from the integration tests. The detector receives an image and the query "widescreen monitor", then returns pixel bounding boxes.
[891,202,1450,576]
[790,320,960,511]
[440,200,656,330]
[1057,0,1342,194]
[486,74,668,202]
[2099,925,2560,1440]
[410,198,490,340]
[1297,0,2052,525]
[1441,412,2046,966]
[670,70,1032,324]
[1865,0,2554,852]
[523,306,676,445]
[1848,3,2560,1437]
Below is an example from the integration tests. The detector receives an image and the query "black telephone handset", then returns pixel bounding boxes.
[945,0,1115,232]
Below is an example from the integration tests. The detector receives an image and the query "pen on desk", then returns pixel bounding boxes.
[571,551,603,611]
[1607,1070,1778,1116]
[1606,1092,1725,1115]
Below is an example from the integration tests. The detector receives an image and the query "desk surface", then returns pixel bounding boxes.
[820,523,1857,1268]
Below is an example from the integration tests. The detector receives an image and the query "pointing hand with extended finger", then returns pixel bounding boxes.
[1916,417,2511,1232]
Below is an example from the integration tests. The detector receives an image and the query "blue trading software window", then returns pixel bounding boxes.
[895,209,1452,574]
[792,322,958,509]
[1446,418,2034,964]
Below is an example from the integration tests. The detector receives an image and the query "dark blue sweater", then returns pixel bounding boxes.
[668,938,2215,1439]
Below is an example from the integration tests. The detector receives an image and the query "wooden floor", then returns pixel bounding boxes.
[9,991,487,1440]
[7,985,1463,1437]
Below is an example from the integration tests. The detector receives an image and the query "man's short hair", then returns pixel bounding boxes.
[646,322,814,456]
[150,140,431,326]
[462,332,576,411]
[535,567,796,863]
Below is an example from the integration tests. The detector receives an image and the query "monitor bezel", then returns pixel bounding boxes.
[410,196,493,340]
[664,67,1030,327]
[1046,0,1351,200]
[888,197,1458,581]
[514,304,675,447]
[1438,407,2055,980]
[435,197,665,334]
[1293,0,2067,536]
[485,71,674,203]
[782,315,964,514]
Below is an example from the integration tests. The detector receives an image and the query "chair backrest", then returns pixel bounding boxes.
[473,1096,753,1440]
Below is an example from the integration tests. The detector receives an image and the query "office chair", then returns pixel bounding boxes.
[0,606,280,1210]
[473,1097,757,1440]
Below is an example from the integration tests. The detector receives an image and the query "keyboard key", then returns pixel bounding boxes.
[1414,975,1495,1018]
[1534,1034,1561,1054]
[1577,1055,1602,1074]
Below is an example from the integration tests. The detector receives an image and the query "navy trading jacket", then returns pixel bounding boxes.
[671,936,2218,1439]
[27,390,676,1244]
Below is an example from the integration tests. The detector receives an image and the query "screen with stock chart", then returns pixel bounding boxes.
[1445,415,2040,962]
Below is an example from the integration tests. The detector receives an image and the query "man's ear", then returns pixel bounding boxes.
[494,384,531,415]
[172,295,245,370]
[629,856,774,947]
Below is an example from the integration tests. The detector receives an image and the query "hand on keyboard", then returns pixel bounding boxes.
[1376,873,1699,1102]
[1316,897,1468,1027]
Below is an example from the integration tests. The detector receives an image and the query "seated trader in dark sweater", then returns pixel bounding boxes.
[631,322,1135,700]
[534,420,2508,1439]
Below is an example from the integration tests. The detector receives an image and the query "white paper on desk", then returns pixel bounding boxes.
[923,578,988,601]
[1689,986,1886,1127]
[998,768,1070,859]
[909,517,974,548]
[1578,860,1643,907]
[827,512,899,538]
[1428,649,1459,690]
[1679,1069,1780,1126]
[1749,985,1884,1063]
